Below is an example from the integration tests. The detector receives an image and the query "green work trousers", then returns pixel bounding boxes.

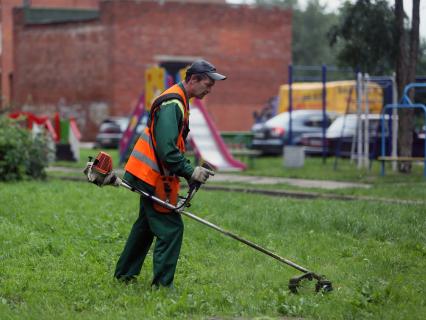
[114,195,184,287]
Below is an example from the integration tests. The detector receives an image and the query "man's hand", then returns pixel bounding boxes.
[103,171,122,187]
[83,161,97,183]
[190,166,215,184]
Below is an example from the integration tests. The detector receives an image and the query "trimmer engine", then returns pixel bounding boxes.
[84,151,115,186]
[91,151,113,175]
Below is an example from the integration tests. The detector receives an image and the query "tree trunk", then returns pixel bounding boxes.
[396,0,420,173]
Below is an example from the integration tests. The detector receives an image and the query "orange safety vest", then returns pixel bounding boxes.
[124,84,189,186]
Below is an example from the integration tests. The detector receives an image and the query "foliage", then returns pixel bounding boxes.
[328,0,396,74]
[0,116,51,181]
[0,180,425,319]
[292,0,340,66]
[416,40,426,75]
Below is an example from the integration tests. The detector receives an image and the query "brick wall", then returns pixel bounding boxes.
[12,2,291,139]
[1,0,99,108]
[13,9,110,137]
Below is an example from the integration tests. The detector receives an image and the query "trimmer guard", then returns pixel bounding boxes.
[288,272,333,294]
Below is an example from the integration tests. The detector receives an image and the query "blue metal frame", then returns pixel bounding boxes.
[321,64,327,161]
[288,64,293,145]
[380,82,426,177]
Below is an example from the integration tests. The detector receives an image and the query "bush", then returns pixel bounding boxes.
[0,115,52,181]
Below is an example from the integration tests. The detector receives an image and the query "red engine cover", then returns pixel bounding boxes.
[93,151,113,175]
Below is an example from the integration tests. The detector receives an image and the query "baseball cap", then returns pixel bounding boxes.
[186,59,227,81]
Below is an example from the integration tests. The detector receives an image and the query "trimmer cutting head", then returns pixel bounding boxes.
[288,272,333,294]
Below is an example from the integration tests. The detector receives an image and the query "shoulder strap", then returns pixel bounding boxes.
[148,93,185,128]
[148,93,186,176]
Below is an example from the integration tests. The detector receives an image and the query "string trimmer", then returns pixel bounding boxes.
[84,151,333,294]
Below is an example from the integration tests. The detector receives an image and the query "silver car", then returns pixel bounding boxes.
[251,110,337,155]
[95,117,130,149]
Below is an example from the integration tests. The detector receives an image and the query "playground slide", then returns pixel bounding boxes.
[189,99,246,171]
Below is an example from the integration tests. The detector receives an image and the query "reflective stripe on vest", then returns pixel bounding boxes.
[125,127,160,186]
[124,84,189,186]
[129,130,159,172]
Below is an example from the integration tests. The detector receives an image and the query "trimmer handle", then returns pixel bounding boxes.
[180,161,216,210]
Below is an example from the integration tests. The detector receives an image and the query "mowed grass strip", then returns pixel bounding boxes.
[0,180,425,319]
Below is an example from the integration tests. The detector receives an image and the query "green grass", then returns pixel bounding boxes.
[1,179,425,319]
[245,156,426,183]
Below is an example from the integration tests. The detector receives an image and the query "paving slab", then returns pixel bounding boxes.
[210,174,370,190]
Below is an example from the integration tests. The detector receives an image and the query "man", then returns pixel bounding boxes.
[114,59,226,288]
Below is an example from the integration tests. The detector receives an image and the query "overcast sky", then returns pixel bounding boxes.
[227,0,426,40]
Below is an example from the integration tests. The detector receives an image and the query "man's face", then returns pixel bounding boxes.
[191,77,215,99]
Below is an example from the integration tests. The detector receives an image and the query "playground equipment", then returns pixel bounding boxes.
[9,111,57,140]
[380,83,426,177]
[283,66,399,169]
[280,65,385,166]
[119,65,246,171]
[284,65,355,148]
[8,111,81,161]
[53,113,81,161]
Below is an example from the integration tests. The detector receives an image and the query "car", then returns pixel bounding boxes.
[300,114,425,158]
[250,110,337,155]
[94,117,130,149]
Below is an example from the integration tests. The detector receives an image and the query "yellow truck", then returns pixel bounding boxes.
[277,80,383,114]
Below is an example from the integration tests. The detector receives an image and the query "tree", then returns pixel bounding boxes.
[416,40,426,75]
[329,0,421,174]
[328,0,396,75]
[395,0,420,173]
[292,0,339,66]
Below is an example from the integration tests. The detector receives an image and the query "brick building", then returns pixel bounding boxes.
[9,1,292,140]
[1,0,100,109]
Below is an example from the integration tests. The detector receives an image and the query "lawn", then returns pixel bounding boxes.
[0,176,425,319]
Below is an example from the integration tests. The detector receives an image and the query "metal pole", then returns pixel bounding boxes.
[381,107,387,176]
[356,72,363,169]
[424,112,426,178]
[288,64,293,146]
[322,64,327,163]
[364,74,370,168]
[180,210,310,274]
[391,73,398,171]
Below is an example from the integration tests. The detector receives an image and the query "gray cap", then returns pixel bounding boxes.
[186,59,227,81]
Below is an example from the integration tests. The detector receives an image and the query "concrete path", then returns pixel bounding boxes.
[210,173,370,190]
